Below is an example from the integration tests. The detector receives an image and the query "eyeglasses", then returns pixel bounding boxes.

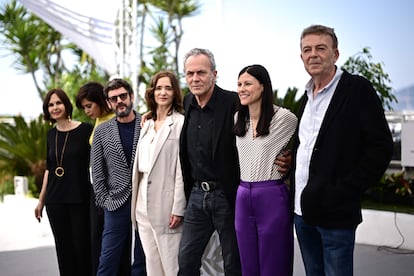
[108,92,129,103]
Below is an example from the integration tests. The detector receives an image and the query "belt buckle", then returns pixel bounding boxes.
[200,181,211,192]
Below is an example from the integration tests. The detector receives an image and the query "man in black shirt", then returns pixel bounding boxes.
[178,48,242,275]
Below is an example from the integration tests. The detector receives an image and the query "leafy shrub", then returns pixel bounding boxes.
[377,171,413,197]
[0,172,14,201]
[365,171,414,207]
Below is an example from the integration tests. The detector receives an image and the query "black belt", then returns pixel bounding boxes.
[195,181,219,192]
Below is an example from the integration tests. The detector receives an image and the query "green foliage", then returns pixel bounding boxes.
[154,0,201,75]
[0,0,69,99]
[363,171,414,211]
[361,198,414,214]
[341,47,397,111]
[0,0,108,102]
[0,171,14,201]
[137,0,201,89]
[0,115,51,194]
[59,64,109,123]
[0,172,37,200]
[27,175,37,197]
[376,171,413,197]
[138,17,176,86]
[273,87,304,116]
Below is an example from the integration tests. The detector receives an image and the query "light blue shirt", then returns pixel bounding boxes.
[294,68,343,215]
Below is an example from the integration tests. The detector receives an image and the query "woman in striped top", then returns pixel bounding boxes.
[234,64,298,276]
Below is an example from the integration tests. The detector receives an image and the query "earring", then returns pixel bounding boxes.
[67,115,71,122]
[49,121,52,126]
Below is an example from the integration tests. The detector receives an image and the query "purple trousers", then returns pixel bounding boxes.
[235,179,293,276]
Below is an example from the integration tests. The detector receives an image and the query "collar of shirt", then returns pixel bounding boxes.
[305,67,344,98]
[189,85,218,111]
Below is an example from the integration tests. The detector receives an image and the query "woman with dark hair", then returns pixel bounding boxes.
[234,65,297,276]
[131,71,185,276]
[75,81,114,144]
[35,88,93,276]
[75,81,115,276]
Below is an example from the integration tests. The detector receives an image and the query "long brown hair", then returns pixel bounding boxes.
[145,71,184,120]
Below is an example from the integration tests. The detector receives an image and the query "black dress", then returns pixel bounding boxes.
[45,122,93,276]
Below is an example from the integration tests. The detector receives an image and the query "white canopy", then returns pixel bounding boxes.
[18,0,121,75]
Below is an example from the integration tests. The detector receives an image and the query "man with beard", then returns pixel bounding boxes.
[91,78,146,276]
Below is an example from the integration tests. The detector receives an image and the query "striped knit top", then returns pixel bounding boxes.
[236,105,297,182]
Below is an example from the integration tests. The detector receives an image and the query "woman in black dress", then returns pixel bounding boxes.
[35,88,93,276]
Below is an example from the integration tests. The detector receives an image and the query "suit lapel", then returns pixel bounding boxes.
[131,114,141,165]
[316,72,348,140]
[108,112,140,168]
[108,118,129,165]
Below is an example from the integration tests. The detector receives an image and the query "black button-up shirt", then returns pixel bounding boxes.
[186,91,218,182]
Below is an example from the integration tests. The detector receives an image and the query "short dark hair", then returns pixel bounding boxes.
[43,88,73,123]
[103,78,133,98]
[75,81,112,114]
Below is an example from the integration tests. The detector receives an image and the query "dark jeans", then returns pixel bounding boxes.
[294,214,356,276]
[178,186,241,276]
[97,198,146,276]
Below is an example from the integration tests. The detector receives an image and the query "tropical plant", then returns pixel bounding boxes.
[362,170,414,208]
[0,170,14,200]
[341,47,397,111]
[136,0,201,89]
[0,115,51,195]
[154,0,201,74]
[0,0,108,102]
[377,171,413,197]
[274,87,304,116]
[0,0,68,99]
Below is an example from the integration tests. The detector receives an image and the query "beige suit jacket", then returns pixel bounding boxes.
[131,111,186,233]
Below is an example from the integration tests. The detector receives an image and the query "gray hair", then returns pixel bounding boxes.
[300,24,338,49]
[183,48,216,72]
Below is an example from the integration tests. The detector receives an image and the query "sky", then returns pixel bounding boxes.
[1,0,414,119]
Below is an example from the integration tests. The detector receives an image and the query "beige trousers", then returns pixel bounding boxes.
[136,174,181,276]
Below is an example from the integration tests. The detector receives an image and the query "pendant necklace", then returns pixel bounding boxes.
[55,130,69,177]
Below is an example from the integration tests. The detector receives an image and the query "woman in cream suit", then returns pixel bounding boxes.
[131,71,186,276]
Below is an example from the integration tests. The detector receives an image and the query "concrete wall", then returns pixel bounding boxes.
[356,209,414,250]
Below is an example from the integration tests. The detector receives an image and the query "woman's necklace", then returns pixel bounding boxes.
[55,130,69,177]
[250,117,258,138]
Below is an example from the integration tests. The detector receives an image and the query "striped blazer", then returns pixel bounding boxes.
[91,112,142,211]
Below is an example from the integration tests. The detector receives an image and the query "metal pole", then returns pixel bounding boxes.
[131,0,138,96]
